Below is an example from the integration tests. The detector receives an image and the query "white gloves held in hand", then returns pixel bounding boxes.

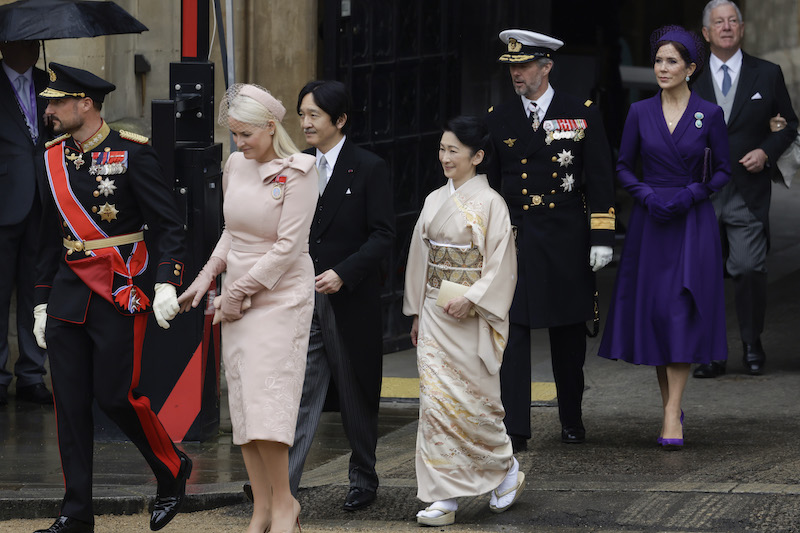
[589,245,613,272]
[33,303,48,349]
[152,283,179,329]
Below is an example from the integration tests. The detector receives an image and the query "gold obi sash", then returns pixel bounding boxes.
[426,243,483,288]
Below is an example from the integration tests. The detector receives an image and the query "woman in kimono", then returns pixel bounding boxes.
[178,84,317,533]
[598,26,731,449]
[403,116,522,526]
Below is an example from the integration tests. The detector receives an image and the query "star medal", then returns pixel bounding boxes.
[96,178,117,197]
[556,149,575,167]
[97,202,119,222]
[561,173,575,192]
[272,175,287,200]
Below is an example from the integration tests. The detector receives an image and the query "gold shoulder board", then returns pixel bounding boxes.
[119,130,150,144]
[584,100,593,107]
[45,133,71,149]
[488,106,494,113]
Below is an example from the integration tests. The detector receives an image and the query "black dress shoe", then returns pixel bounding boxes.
[33,516,93,533]
[243,481,253,502]
[342,487,376,511]
[743,340,766,375]
[693,360,726,379]
[561,426,586,444]
[510,435,528,453]
[16,382,53,404]
[150,451,192,531]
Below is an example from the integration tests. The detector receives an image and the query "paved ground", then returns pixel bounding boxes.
[2,182,800,532]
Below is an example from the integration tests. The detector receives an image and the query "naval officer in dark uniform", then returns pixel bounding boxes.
[31,64,191,533]
[486,30,616,449]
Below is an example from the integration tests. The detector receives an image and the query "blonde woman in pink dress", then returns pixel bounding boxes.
[179,84,317,533]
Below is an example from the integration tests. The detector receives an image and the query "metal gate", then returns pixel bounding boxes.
[322,0,462,352]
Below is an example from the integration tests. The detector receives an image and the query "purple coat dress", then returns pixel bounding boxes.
[598,91,731,365]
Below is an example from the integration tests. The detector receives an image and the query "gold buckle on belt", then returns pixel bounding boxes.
[63,231,144,253]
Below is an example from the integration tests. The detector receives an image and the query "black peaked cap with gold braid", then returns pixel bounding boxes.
[39,63,116,103]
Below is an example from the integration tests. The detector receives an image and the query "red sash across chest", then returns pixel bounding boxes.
[45,142,150,313]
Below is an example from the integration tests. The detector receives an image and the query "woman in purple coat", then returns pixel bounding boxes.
[598,26,730,449]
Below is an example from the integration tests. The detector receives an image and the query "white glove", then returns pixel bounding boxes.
[33,303,48,349]
[589,245,613,272]
[152,283,179,329]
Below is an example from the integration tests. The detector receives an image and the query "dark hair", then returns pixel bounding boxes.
[444,115,493,171]
[297,80,350,133]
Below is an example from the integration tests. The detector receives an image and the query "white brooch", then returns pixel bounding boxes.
[561,173,575,192]
[557,149,575,167]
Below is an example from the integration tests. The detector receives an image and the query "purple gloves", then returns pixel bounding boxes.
[644,194,672,223]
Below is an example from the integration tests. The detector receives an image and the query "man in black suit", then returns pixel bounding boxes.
[32,63,191,533]
[486,30,616,450]
[694,0,797,377]
[0,40,52,406]
[289,80,394,510]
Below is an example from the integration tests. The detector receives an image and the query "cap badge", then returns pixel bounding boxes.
[508,38,522,53]
[48,68,56,82]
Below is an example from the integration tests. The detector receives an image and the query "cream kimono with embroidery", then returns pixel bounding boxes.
[403,174,517,501]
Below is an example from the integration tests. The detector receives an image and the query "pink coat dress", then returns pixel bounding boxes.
[211,151,318,445]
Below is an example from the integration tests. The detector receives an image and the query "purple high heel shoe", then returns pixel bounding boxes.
[657,410,684,445]
[659,410,684,449]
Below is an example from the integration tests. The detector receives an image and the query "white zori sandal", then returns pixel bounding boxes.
[416,503,456,526]
[489,471,526,513]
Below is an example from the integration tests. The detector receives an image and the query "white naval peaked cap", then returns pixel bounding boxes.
[497,29,564,63]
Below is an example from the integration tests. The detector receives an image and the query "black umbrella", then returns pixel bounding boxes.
[0,0,148,42]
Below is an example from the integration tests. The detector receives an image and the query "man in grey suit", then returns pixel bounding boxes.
[694,0,797,377]
[288,80,394,510]
[0,40,52,406]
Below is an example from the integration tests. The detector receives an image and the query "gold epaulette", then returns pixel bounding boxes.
[45,133,71,149]
[488,106,494,113]
[590,208,615,231]
[584,100,593,107]
[119,130,150,144]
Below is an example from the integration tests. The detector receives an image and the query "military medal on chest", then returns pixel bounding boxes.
[272,175,287,200]
[90,148,128,176]
[543,119,587,145]
[64,147,85,170]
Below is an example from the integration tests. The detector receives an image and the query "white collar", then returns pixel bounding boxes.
[316,134,346,170]
[709,48,743,75]
[521,83,555,117]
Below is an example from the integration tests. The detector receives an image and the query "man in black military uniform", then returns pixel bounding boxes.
[486,30,616,449]
[31,64,191,533]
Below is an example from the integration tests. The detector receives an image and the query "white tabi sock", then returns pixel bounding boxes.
[416,498,458,518]
[490,456,519,507]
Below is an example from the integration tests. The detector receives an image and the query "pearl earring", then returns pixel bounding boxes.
[685,75,690,82]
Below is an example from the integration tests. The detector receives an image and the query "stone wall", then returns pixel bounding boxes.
[743,0,800,111]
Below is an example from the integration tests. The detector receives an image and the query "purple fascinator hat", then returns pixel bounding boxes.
[650,25,707,75]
